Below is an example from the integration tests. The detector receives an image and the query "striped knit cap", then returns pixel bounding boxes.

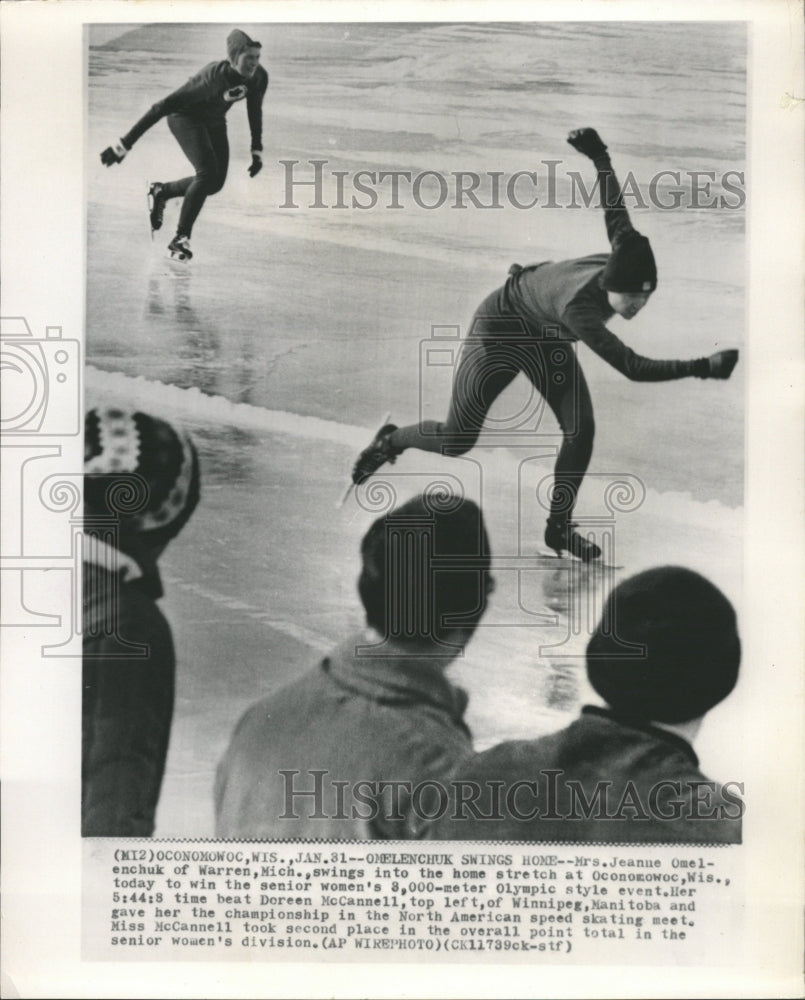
[84,406,200,546]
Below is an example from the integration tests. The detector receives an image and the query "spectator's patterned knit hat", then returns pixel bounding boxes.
[586,566,740,724]
[84,406,200,549]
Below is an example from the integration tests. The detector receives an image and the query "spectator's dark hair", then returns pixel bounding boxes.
[358,493,491,645]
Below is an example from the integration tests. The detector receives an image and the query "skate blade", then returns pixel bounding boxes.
[335,482,355,509]
[147,185,161,240]
[535,547,622,571]
[336,411,391,509]
[166,250,191,263]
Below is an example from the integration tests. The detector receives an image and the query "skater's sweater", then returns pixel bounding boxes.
[505,161,711,382]
[122,60,269,152]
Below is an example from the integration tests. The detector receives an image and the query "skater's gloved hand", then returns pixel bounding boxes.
[567,128,609,162]
[100,140,129,166]
[248,152,263,178]
[707,349,739,379]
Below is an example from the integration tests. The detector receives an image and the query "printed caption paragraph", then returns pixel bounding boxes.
[83,842,741,964]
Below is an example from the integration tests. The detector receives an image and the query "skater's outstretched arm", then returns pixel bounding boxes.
[561,299,738,382]
[567,128,633,247]
[246,67,269,153]
[246,66,269,176]
[120,64,227,151]
[101,62,244,164]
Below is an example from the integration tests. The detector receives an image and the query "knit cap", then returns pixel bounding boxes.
[227,29,261,63]
[84,406,200,550]
[586,566,740,724]
[602,230,657,294]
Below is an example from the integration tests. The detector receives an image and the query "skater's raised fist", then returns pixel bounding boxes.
[708,349,739,379]
[100,140,128,167]
[248,152,263,178]
[567,128,609,161]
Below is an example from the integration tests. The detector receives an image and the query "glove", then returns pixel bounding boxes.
[567,128,609,161]
[708,349,739,379]
[248,152,263,178]
[100,139,128,167]
[224,85,247,103]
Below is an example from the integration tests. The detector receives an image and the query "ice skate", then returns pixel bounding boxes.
[166,235,192,262]
[544,516,602,563]
[351,422,401,485]
[148,182,167,235]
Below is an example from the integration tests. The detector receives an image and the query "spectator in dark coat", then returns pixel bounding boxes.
[424,566,743,843]
[82,406,200,836]
[214,493,494,839]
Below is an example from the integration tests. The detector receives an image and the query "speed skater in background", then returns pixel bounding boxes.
[100,29,269,262]
[352,128,739,562]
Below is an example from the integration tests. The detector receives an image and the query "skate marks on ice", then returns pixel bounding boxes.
[162,571,333,654]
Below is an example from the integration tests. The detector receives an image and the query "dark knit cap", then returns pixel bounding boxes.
[602,230,657,294]
[227,29,260,63]
[84,407,200,551]
[586,566,740,724]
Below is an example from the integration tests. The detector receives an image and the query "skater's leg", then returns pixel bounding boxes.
[530,344,601,560]
[164,118,229,238]
[352,296,528,484]
[205,121,230,195]
[540,344,595,519]
[389,341,521,456]
[158,117,206,205]
[389,310,528,457]
[353,338,521,483]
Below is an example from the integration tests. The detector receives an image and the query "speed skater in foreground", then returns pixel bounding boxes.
[352,128,739,561]
[100,29,268,261]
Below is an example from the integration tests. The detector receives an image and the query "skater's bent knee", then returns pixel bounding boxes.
[441,431,479,456]
[194,166,226,194]
[562,415,595,454]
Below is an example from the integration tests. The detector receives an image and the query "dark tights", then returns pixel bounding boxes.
[389,289,595,520]
[160,115,229,238]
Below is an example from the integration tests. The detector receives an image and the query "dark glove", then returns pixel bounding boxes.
[100,139,128,167]
[567,128,609,161]
[248,152,263,178]
[708,349,739,379]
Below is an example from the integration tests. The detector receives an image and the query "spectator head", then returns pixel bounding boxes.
[586,566,740,725]
[84,406,200,558]
[358,493,492,650]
